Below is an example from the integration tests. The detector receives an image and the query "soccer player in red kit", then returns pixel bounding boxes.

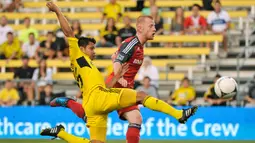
[106,35,145,143]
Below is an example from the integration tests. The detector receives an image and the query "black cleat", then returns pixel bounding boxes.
[178,105,198,124]
[40,124,65,138]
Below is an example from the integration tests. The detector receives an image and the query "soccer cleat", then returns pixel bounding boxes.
[50,97,75,107]
[40,124,65,138]
[178,105,198,124]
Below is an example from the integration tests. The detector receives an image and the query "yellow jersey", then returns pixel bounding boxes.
[68,37,106,100]
[0,38,22,58]
[172,86,196,105]
[103,3,122,21]
[0,88,19,102]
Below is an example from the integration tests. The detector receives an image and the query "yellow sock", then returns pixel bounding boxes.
[57,130,90,143]
[142,96,183,119]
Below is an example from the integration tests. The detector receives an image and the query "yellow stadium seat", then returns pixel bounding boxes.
[36,35,222,44]
[53,72,74,80]
[0,73,14,80]
[0,59,197,69]
[52,72,185,80]
[153,35,223,42]
[24,1,136,8]
[1,11,247,21]
[159,73,185,80]
[95,48,210,56]
[23,1,255,8]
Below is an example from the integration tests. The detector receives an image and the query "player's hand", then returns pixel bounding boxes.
[46,1,59,13]
[118,77,128,87]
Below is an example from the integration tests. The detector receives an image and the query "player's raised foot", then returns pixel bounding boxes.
[40,124,64,138]
[50,97,75,107]
[178,105,198,124]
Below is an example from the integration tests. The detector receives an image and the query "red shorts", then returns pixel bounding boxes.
[117,105,139,120]
[106,73,139,120]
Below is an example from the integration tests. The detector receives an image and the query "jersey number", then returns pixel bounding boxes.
[76,74,83,89]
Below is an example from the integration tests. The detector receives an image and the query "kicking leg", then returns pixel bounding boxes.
[50,97,85,120]
[118,88,197,124]
[40,125,90,143]
[137,91,198,123]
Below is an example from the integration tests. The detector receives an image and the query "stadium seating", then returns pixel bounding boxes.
[0,72,186,80]
[1,11,247,20]
[23,1,255,8]
[0,59,198,71]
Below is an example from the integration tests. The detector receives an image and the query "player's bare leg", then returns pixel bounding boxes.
[136,91,198,123]
[40,124,90,143]
[123,110,142,143]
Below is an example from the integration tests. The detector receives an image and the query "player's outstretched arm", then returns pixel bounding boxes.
[46,2,74,38]
[106,63,128,88]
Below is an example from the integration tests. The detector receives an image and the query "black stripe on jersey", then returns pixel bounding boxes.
[76,56,91,68]
[114,37,138,63]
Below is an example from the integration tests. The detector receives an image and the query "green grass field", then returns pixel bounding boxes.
[0,140,254,143]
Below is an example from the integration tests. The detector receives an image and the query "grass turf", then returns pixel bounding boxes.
[0,140,254,143]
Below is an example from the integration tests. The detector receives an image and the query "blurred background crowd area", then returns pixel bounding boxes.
[0,0,255,107]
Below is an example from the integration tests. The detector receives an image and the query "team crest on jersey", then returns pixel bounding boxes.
[117,54,125,61]
[133,59,143,65]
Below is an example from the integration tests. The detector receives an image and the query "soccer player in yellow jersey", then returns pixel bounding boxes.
[41,2,198,143]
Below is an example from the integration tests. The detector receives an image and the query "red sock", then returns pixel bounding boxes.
[126,125,140,143]
[67,100,85,119]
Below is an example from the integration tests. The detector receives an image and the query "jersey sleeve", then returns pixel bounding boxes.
[204,85,213,97]
[184,17,190,29]
[224,11,231,22]
[114,39,138,64]
[200,16,207,28]
[207,13,213,25]
[12,89,20,101]
[67,37,83,60]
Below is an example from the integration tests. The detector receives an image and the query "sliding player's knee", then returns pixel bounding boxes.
[136,91,148,102]
[125,110,143,124]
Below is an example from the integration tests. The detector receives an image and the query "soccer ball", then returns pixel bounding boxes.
[214,76,238,99]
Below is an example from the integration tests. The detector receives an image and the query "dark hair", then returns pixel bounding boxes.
[29,32,35,37]
[24,17,30,21]
[192,4,201,10]
[174,7,184,24]
[105,18,117,31]
[78,37,96,47]
[7,31,13,35]
[71,20,82,37]
[181,77,190,83]
[47,31,54,36]
[215,0,221,5]
[6,79,12,83]
[38,59,47,79]
[144,76,151,81]
[215,74,221,78]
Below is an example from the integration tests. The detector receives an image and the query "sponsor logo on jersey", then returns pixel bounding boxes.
[133,59,143,65]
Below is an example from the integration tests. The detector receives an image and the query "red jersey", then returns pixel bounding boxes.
[184,15,207,29]
[106,36,144,88]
